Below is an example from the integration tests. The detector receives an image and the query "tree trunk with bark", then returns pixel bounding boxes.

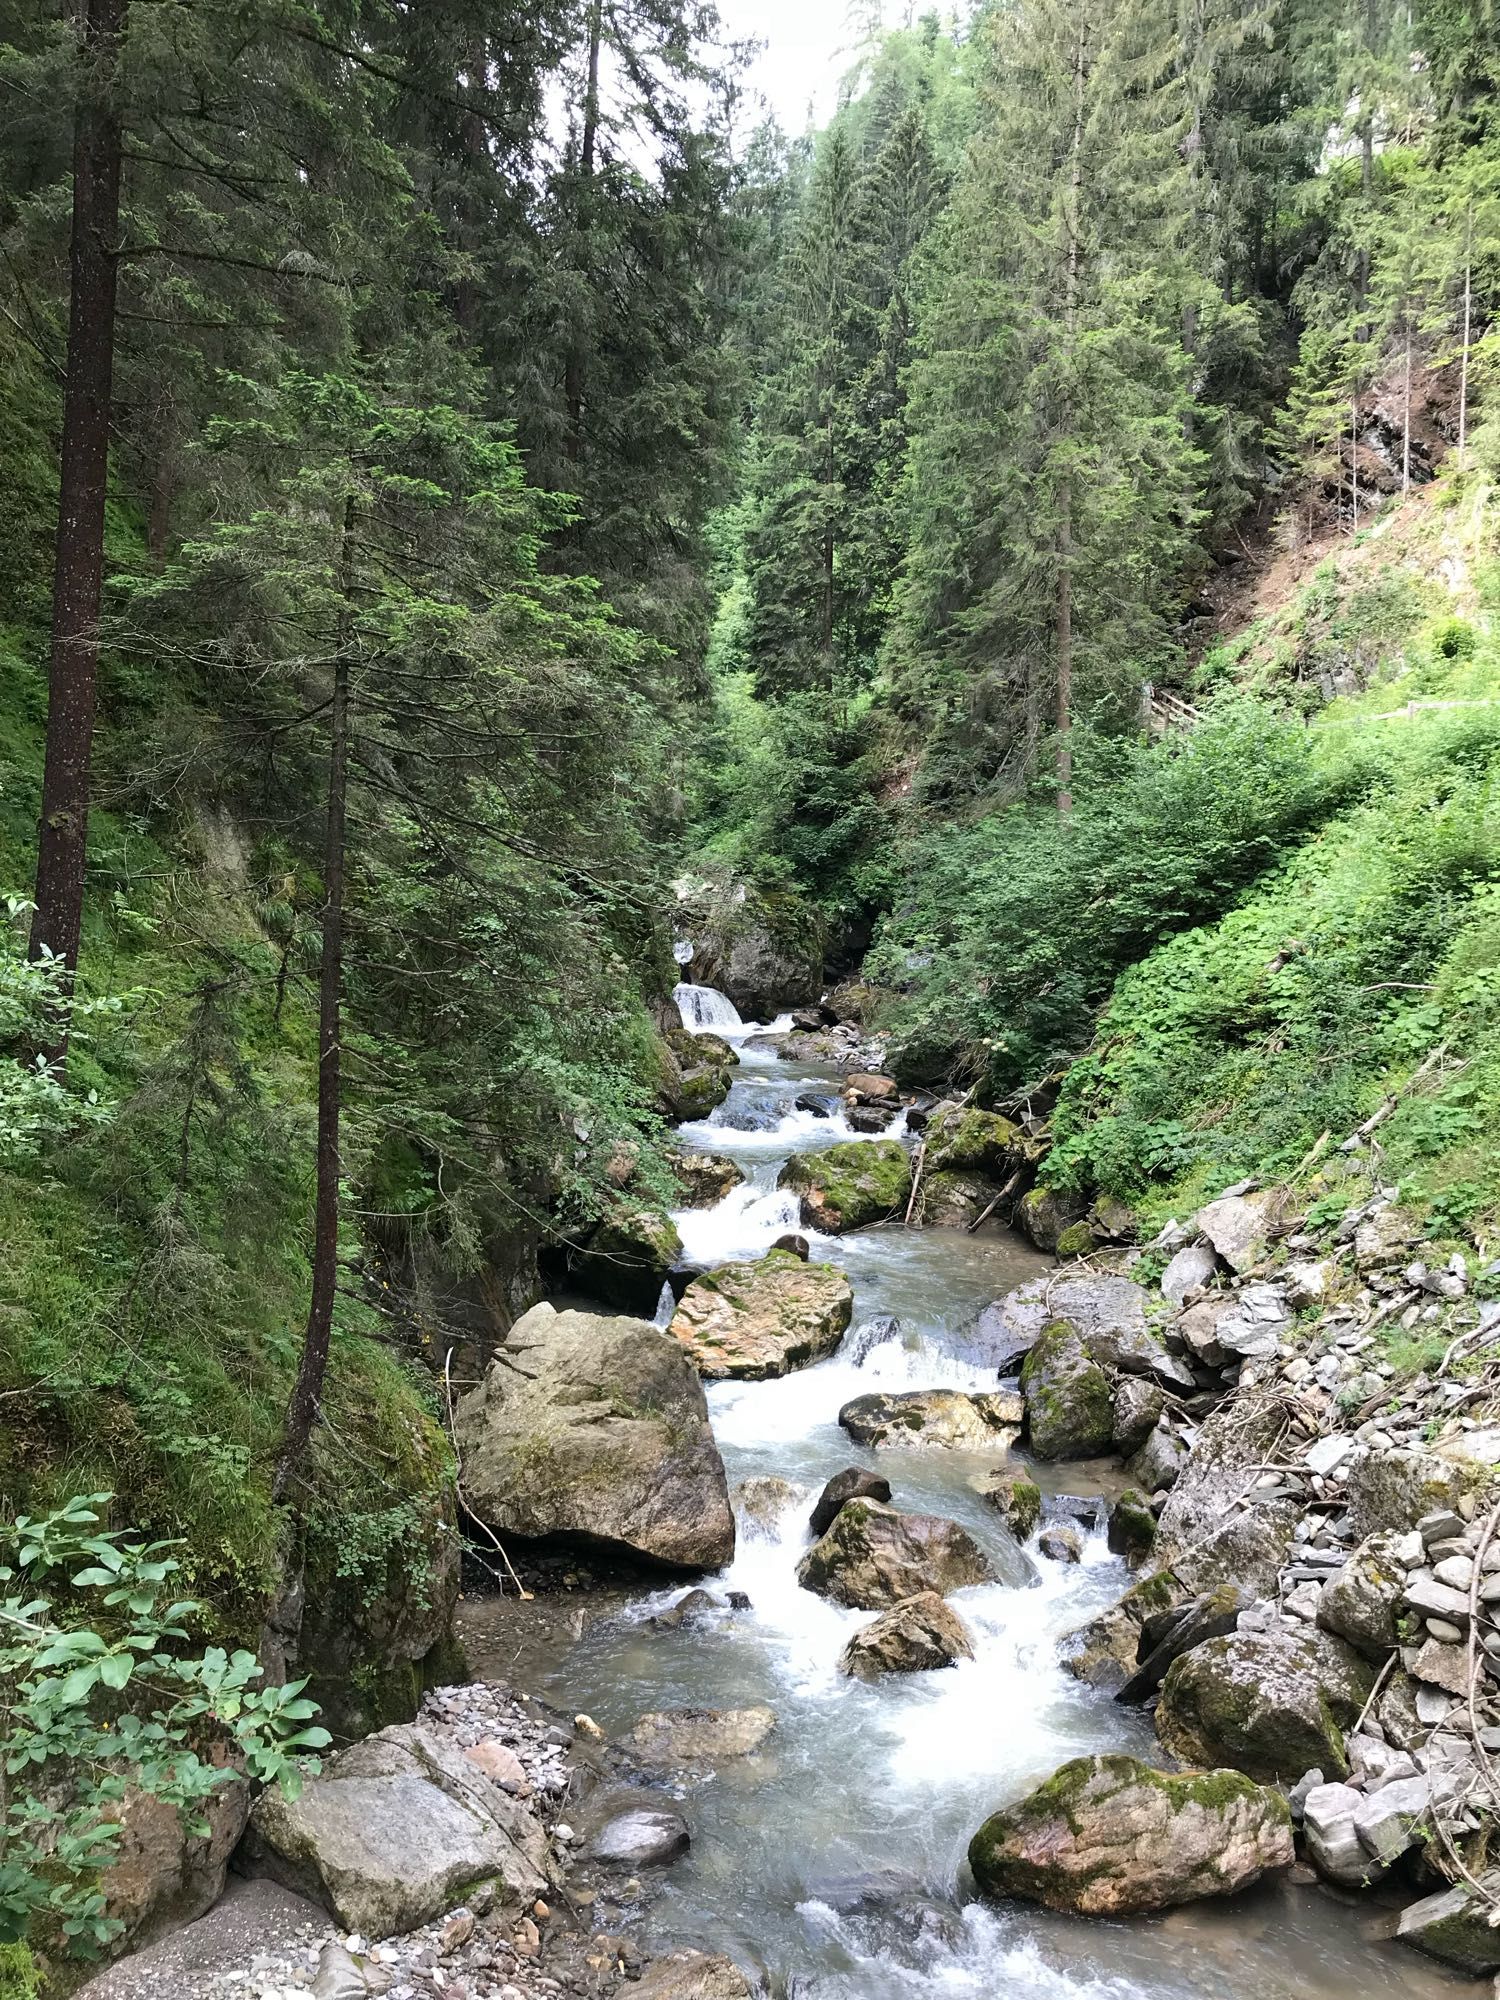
[30,0,128,1018]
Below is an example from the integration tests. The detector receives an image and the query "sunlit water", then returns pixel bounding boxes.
[463,1004,1479,1997]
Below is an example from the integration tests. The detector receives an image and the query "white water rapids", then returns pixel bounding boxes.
[463,994,1467,1999]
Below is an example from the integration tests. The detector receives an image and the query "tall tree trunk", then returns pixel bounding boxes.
[1401,320,1412,493]
[273,497,354,1505]
[1351,396,1360,532]
[1459,211,1473,464]
[29,0,127,1018]
[564,0,602,463]
[1057,10,1086,817]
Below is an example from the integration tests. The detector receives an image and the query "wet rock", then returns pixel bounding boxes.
[668,1150,745,1209]
[772,1231,811,1259]
[1153,1399,1300,1596]
[669,1249,854,1380]
[977,1464,1042,1541]
[1017,1185,1089,1254]
[848,1103,899,1133]
[633,1952,754,1999]
[796,1499,1017,1608]
[245,1723,551,1936]
[846,1071,900,1103]
[1020,1321,1113,1460]
[1195,1189,1285,1273]
[779,1140,912,1232]
[1155,1625,1377,1782]
[1317,1532,1408,1658]
[810,1467,893,1539]
[1161,1243,1220,1303]
[918,1169,1003,1229]
[968,1753,1292,1915]
[1115,1585,1247,1705]
[627,1707,777,1766]
[733,1475,809,1539]
[455,1303,734,1571]
[839,1388,1024,1452]
[573,1203,686,1315]
[1396,1877,1500,1974]
[839,1592,976,1680]
[1302,1781,1371,1886]
[794,1091,836,1117]
[1106,1491,1156,1566]
[1127,1418,1191,1495]
[586,1807,691,1867]
[923,1106,1025,1177]
[1059,1570,1185,1691]
[650,1587,726,1631]
[1038,1525,1082,1564]
[845,1314,905,1363]
[1112,1375,1168,1456]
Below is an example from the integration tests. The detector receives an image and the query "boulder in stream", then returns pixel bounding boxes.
[734,1475,811,1539]
[245,1723,551,1936]
[628,1706,777,1766]
[968,1753,1293,1916]
[669,1149,745,1208]
[839,1592,975,1680]
[922,1106,1027,1177]
[634,1953,754,2000]
[977,1464,1042,1541]
[810,1467,893,1538]
[797,1499,1029,1607]
[669,1249,853,1379]
[572,1203,683,1316]
[453,1302,734,1571]
[916,1169,1004,1229]
[1016,1184,1089,1254]
[1020,1322,1113,1459]
[778,1139,913,1232]
[1155,1624,1377,1782]
[838,1388,1024,1452]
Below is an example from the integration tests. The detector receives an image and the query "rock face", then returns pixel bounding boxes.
[968,1754,1292,1916]
[669,1250,853,1379]
[454,1302,734,1571]
[1155,1625,1376,1782]
[1020,1322,1113,1459]
[246,1723,550,1937]
[810,1467,892,1538]
[839,1592,975,1680]
[628,1707,777,1766]
[573,1204,683,1316]
[796,1499,1010,1607]
[778,1141,912,1232]
[839,1388,1024,1452]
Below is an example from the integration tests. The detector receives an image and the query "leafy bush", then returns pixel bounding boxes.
[0,898,125,1160]
[0,1495,327,1959]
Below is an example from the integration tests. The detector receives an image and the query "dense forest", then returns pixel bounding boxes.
[7,0,1500,1990]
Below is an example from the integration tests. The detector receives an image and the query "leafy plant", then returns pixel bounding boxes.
[0,898,126,1160]
[0,1495,328,1958]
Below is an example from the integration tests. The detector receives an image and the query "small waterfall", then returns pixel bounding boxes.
[673,981,744,1034]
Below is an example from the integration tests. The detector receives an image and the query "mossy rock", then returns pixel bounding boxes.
[1059,1569,1184,1690]
[1020,1320,1114,1460]
[778,1140,912,1233]
[1054,1221,1098,1258]
[1017,1184,1089,1253]
[1155,1626,1376,1783]
[918,1168,1000,1228]
[924,1106,1024,1177]
[1106,1489,1157,1566]
[669,1250,854,1380]
[979,1464,1042,1541]
[969,1752,1293,1915]
[574,1204,684,1316]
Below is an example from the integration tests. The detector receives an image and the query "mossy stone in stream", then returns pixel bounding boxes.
[1020,1321,1114,1460]
[1054,1221,1098,1258]
[1154,1626,1376,1782]
[979,1465,1043,1541]
[778,1141,912,1233]
[574,1204,684,1316]
[1106,1490,1157,1566]
[923,1107,1024,1177]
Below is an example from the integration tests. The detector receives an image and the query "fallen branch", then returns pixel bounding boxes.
[966,1165,1025,1235]
[904,1140,927,1227]
[1339,1043,1452,1152]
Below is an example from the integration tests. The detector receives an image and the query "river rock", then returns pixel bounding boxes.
[1302,1781,1372,1886]
[839,1592,976,1680]
[1039,1524,1082,1563]
[1194,1189,1285,1272]
[1112,1377,1168,1456]
[977,1464,1042,1540]
[628,1707,777,1766]
[1106,1491,1156,1565]
[1115,1584,1248,1704]
[1161,1242,1220,1303]
[1342,1442,1492,1542]
[922,1106,1025,1177]
[670,1150,745,1208]
[839,1388,1024,1451]
[245,1723,550,1936]
[1155,1625,1377,1782]
[1017,1185,1089,1254]
[1060,1571,1185,1691]
[918,1168,1004,1228]
[634,1953,754,2000]
[1020,1322,1113,1459]
[796,1499,1011,1608]
[733,1476,809,1539]
[1317,1531,1408,1658]
[586,1806,691,1867]
[1127,1417,1191,1494]
[810,1467,893,1537]
[992,1273,1151,1366]
[573,1204,684,1316]
[778,1140,912,1231]
[968,1753,1292,1916]
[1153,1399,1300,1595]
[659,1029,737,1122]
[669,1249,853,1379]
[1396,1877,1500,1974]
[454,1302,734,1571]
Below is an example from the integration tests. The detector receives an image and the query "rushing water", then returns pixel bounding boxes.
[463,1002,1481,1998]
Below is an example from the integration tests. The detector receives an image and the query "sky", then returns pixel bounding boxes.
[721,0,864,136]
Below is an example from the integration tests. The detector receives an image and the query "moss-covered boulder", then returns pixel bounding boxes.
[917,1169,1001,1229]
[796,1499,1014,1607]
[968,1754,1292,1916]
[838,1592,975,1681]
[657,1026,737,1123]
[1155,1626,1377,1783]
[778,1141,912,1233]
[573,1204,683,1316]
[1397,1879,1500,1975]
[1106,1490,1157,1566]
[1059,1570,1185,1691]
[1020,1321,1113,1460]
[1153,1401,1302,1597]
[978,1464,1042,1542]
[1317,1531,1408,1659]
[668,1249,853,1379]
[923,1107,1024,1178]
[668,1149,745,1208]
[1017,1184,1089,1254]
[839,1388,1024,1452]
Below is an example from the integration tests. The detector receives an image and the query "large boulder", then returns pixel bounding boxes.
[1115,1584,1248,1704]
[1194,1189,1286,1272]
[988,1273,1153,1374]
[839,1593,975,1681]
[1397,1878,1500,1975]
[627,1707,776,1766]
[796,1499,1017,1608]
[94,1762,249,1960]
[778,1141,912,1232]
[454,1302,734,1571]
[1342,1441,1496,1542]
[635,1953,754,2000]
[669,1150,745,1208]
[810,1467,892,1538]
[838,1388,1023,1452]
[1017,1185,1089,1254]
[922,1107,1025,1178]
[968,1754,1292,1916]
[658,1029,736,1122]
[573,1204,683,1316]
[1020,1322,1113,1460]
[1152,1397,1300,1596]
[1155,1625,1377,1782]
[1317,1531,1408,1658]
[669,1249,853,1379]
[918,1169,1004,1229]
[1059,1571,1185,1691]
[978,1464,1042,1541]
[245,1723,550,1937]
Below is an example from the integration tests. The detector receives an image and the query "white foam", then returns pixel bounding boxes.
[706,1338,1000,1452]
[673,1182,810,1265]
